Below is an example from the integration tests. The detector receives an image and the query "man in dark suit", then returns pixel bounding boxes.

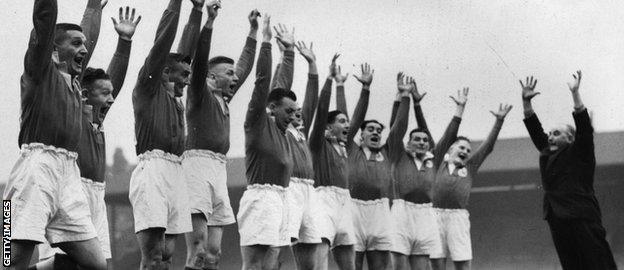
[521,72,617,270]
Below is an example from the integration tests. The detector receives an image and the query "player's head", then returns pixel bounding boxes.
[53,23,87,76]
[327,110,349,143]
[548,124,575,151]
[268,88,298,132]
[208,56,239,99]
[81,68,113,108]
[360,120,385,151]
[407,128,431,157]
[291,108,303,129]
[447,136,472,167]
[164,53,191,97]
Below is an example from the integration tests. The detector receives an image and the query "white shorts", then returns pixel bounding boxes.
[286,178,322,244]
[391,200,443,256]
[182,149,235,226]
[351,198,394,252]
[316,186,356,248]
[39,178,112,259]
[3,143,97,244]
[237,184,290,247]
[430,208,472,261]
[129,150,192,234]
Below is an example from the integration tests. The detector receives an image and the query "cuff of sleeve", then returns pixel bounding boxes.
[116,38,132,56]
[283,50,295,58]
[572,107,587,115]
[261,42,272,49]
[246,36,257,45]
[452,116,462,123]
[309,73,319,79]
[190,8,202,22]
[523,112,538,122]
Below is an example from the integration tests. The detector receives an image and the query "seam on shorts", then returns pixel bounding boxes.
[182,149,227,164]
[246,183,288,192]
[392,199,433,209]
[290,177,315,186]
[20,143,78,160]
[81,178,106,190]
[138,149,181,163]
[351,197,389,205]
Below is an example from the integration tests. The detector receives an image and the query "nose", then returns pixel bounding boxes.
[233,74,239,83]
[79,45,88,55]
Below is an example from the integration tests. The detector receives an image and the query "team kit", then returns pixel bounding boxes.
[3,0,617,270]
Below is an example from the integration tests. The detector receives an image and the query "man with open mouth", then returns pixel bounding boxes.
[387,78,468,270]
[3,0,109,268]
[430,100,513,270]
[521,73,616,270]
[176,1,258,269]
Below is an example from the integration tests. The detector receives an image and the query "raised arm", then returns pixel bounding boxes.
[346,63,373,148]
[135,0,183,91]
[386,73,412,163]
[188,3,217,106]
[231,9,259,96]
[24,0,58,80]
[270,24,295,91]
[334,64,349,117]
[244,14,272,136]
[432,88,468,166]
[468,104,512,171]
[520,76,549,151]
[176,0,205,59]
[80,0,106,76]
[410,83,436,149]
[107,6,141,98]
[567,71,594,159]
[310,78,334,151]
[296,41,318,137]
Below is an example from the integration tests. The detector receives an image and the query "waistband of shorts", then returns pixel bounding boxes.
[434,208,469,214]
[315,185,350,195]
[290,177,315,186]
[81,178,106,190]
[351,197,389,205]
[393,199,432,209]
[246,183,288,192]
[20,143,78,160]
[182,149,227,164]
[137,149,181,163]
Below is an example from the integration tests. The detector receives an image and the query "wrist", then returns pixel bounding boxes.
[119,35,132,41]
[336,82,344,87]
[362,84,370,90]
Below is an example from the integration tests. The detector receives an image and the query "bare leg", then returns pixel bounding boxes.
[184,214,208,269]
[408,255,430,270]
[293,243,328,270]
[162,234,178,270]
[391,252,408,270]
[430,258,445,270]
[205,226,224,270]
[452,260,470,270]
[8,240,37,270]
[264,247,283,270]
[355,251,365,270]
[366,250,392,270]
[136,228,166,270]
[332,245,355,270]
[57,238,106,270]
[241,245,269,270]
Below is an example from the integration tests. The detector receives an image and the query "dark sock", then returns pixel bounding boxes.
[54,254,79,270]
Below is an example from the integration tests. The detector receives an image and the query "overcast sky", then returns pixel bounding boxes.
[1,0,624,182]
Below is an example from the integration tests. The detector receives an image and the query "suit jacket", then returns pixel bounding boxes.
[523,109,602,221]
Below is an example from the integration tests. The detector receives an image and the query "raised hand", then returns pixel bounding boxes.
[490,103,513,120]
[329,53,340,78]
[567,70,582,93]
[409,79,426,103]
[191,0,205,9]
[295,41,315,63]
[334,65,349,84]
[261,14,272,42]
[206,0,221,21]
[520,76,539,100]
[353,63,374,86]
[112,6,142,41]
[273,24,295,50]
[450,87,469,106]
[397,72,415,93]
[248,9,260,31]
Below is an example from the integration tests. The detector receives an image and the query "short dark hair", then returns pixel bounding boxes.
[360,119,385,131]
[455,136,471,144]
[81,68,110,90]
[208,56,235,69]
[268,88,297,104]
[54,23,83,45]
[408,128,429,140]
[166,53,191,68]
[328,110,345,124]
